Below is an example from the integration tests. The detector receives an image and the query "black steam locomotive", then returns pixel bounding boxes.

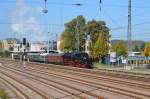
[14,51,93,68]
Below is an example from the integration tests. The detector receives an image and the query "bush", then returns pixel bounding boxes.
[0,50,10,58]
[0,89,7,99]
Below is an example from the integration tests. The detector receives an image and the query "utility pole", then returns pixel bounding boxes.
[42,0,49,53]
[127,0,132,53]
[126,0,132,67]
[72,3,82,52]
[76,16,80,52]
[48,25,51,52]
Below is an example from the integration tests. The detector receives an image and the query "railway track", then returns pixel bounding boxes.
[22,66,150,99]
[0,68,93,99]
[96,68,150,77]
[21,63,150,97]
[1,58,150,99]
[0,67,49,99]
[0,76,28,99]
[29,61,150,82]
[0,73,47,99]
[0,59,106,99]
[0,62,106,99]
[21,61,150,89]
[46,63,150,81]
[37,65,150,90]
[2,58,150,79]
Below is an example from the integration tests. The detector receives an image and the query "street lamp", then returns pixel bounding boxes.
[42,0,49,53]
[42,0,48,14]
[72,3,83,52]
[76,16,80,52]
[72,3,83,6]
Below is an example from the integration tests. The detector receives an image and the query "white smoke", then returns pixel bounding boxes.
[11,0,46,42]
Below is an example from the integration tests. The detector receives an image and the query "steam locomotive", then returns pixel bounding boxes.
[14,51,92,68]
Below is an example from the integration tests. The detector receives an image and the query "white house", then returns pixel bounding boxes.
[30,43,47,52]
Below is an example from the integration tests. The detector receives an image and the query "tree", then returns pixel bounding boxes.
[0,50,10,58]
[86,20,110,61]
[112,41,127,57]
[60,16,110,62]
[144,42,150,57]
[132,45,139,52]
[140,43,146,51]
[92,34,110,62]
[0,41,3,49]
[60,15,86,52]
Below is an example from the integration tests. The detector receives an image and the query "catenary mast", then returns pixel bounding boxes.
[127,0,132,53]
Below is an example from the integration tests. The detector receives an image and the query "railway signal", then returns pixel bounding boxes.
[19,38,30,69]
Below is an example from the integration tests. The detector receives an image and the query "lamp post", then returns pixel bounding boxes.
[73,3,83,52]
[76,16,80,51]
[48,24,52,52]
[42,0,49,53]
[42,0,48,14]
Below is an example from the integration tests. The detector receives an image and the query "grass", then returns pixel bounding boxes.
[94,62,150,74]
[129,67,150,74]
[94,62,123,70]
[0,89,7,99]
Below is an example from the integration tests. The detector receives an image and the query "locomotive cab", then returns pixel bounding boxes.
[70,52,93,68]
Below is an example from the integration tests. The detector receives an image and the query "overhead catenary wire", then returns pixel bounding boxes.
[0,0,150,9]
[0,20,150,31]
[0,0,149,42]
[0,22,63,27]
[0,23,149,41]
[0,0,149,27]
[110,21,150,31]
[102,10,121,28]
[94,0,102,19]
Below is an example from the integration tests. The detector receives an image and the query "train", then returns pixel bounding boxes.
[13,51,93,68]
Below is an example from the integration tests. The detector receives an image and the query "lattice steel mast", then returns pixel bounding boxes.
[127,0,132,52]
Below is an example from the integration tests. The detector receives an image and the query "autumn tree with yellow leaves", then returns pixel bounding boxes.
[86,20,110,62]
[144,42,150,56]
[60,16,110,62]
[60,15,86,52]
[112,41,127,57]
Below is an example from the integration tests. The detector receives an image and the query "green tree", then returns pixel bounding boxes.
[132,45,139,52]
[0,50,10,58]
[0,41,3,49]
[60,15,86,52]
[144,42,150,56]
[60,16,110,62]
[140,43,146,51]
[112,41,127,57]
[86,20,110,61]
[92,34,110,62]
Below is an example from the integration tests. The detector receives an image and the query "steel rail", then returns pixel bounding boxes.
[1,61,148,99]
[0,69,49,99]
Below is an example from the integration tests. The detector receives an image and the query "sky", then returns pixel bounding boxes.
[0,0,150,42]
